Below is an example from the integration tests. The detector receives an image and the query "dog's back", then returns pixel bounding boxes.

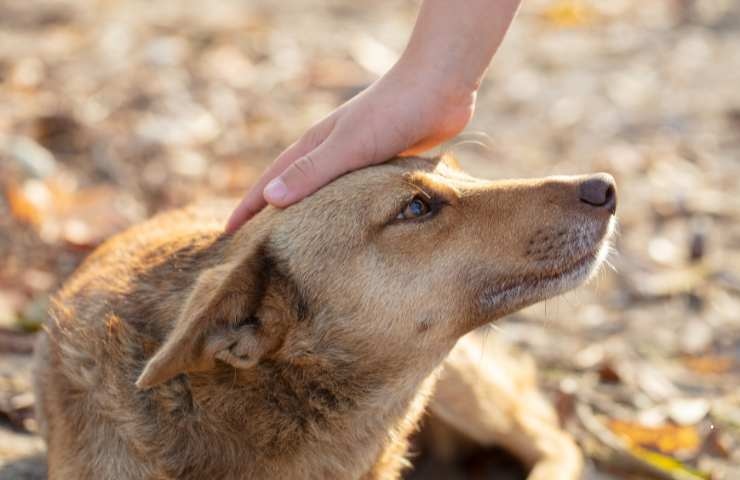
[35,206,230,478]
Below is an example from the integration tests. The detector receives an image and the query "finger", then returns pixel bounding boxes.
[262,135,364,207]
[225,120,336,232]
[263,112,429,207]
[263,120,410,208]
[224,187,268,233]
[224,142,307,232]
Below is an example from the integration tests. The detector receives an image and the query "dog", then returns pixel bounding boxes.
[34,155,616,479]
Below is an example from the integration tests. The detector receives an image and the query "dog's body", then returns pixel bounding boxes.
[34,156,615,479]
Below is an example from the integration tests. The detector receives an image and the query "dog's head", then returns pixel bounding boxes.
[136,156,616,389]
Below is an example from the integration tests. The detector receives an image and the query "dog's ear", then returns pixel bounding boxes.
[136,238,279,390]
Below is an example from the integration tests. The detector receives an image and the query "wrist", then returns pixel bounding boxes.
[380,58,476,150]
[389,55,478,111]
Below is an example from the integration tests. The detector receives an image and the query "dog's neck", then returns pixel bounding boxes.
[176,320,445,479]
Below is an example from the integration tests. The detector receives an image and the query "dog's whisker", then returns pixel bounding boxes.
[487,322,502,333]
[604,258,617,273]
[477,324,493,384]
[448,139,493,151]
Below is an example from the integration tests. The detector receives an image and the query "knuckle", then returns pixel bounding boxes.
[292,154,318,178]
[301,126,326,150]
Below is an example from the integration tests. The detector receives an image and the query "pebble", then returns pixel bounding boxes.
[668,398,710,426]
[4,136,57,179]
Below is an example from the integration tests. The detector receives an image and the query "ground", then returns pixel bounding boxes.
[0,0,739,479]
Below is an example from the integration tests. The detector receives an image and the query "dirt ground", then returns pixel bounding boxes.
[1,0,739,478]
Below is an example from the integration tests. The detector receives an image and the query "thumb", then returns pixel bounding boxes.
[263,137,366,207]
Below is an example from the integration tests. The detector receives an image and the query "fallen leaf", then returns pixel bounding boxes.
[629,445,709,480]
[541,0,595,27]
[608,419,701,455]
[6,177,145,248]
[6,179,52,225]
[681,355,736,375]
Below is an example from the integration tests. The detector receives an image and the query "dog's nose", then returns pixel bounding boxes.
[579,174,617,214]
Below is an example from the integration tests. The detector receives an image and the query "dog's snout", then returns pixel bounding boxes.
[578,174,617,214]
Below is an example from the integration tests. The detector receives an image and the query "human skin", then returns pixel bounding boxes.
[226,0,522,232]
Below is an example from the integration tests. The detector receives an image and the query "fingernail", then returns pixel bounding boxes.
[264,178,288,202]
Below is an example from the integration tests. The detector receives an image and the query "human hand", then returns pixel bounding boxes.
[225,64,475,232]
[225,0,521,232]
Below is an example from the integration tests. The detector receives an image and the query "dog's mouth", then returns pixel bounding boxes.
[479,222,614,315]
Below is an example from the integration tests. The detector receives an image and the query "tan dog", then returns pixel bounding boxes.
[34,156,616,479]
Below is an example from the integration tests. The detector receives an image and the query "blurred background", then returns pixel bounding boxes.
[0,0,738,478]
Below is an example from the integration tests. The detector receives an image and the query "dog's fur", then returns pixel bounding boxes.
[34,156,615,479]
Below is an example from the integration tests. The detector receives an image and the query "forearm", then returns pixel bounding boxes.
[398,0,522,95]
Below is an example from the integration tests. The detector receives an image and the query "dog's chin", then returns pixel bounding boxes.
[479,228,614,318]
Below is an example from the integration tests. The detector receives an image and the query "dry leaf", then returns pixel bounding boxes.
[681,356,736,375]
[6,177,145,248]
[608,419,701,455]
[629,446,709,480]
[541,0,595,27]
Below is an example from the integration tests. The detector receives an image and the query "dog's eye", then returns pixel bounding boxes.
[397,196,431,220]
